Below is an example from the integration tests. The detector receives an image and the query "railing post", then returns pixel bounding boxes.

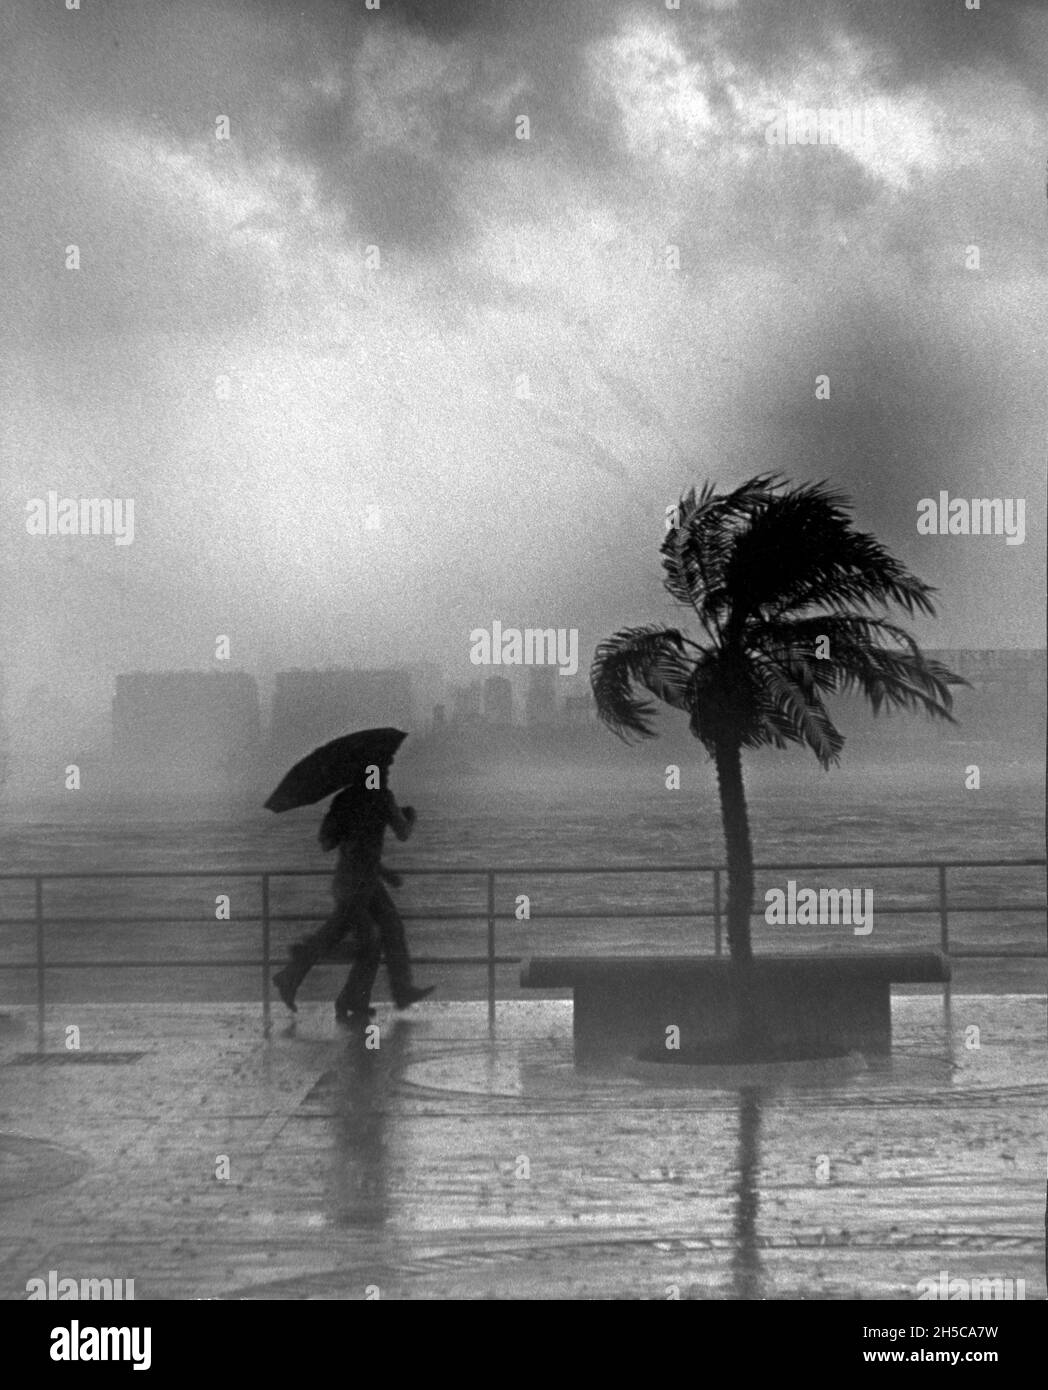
[34,876,45,1052]
[713,868,723,957]
[261,873,271,1035]
[486,870,496,1036]
[938,864,949,954]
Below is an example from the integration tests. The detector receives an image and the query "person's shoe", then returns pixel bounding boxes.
[272,967,301,1013]
[335,1004,375,1026]
[273,942,316,1012]
[393,985,435,1010]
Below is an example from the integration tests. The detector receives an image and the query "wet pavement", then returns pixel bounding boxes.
[0,995,1044,1300]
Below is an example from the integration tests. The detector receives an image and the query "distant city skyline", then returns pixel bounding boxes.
[1,644,1039,783]
[3,645,1044,759]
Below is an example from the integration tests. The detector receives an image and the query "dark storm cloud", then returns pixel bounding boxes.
[271,0,1045,258]
[388,0,1039,73]
[383,0,1045,96]
[391,0,558,41]
[269,0,631,255]
[755,284,1044,554]
[814,0,1045,92]
[11,0,1041,269]
[340,144,469,252]
[671,0,1045,90]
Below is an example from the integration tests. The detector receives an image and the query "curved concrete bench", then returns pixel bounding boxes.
[521,952,951,1066]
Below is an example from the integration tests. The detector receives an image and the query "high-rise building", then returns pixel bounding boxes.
[112,671,261,772]
[270,668,415,753]
[396,662,444,720]
[924,649,1045,695]
[483,675,514,725]
[525,667,558,726]
[832,649,1045,747]
[450,682,483,725]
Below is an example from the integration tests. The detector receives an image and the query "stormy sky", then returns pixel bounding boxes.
[1,0,1045,736]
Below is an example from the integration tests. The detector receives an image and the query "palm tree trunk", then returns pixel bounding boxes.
[713,737,764,1050]
[713,738,755,966]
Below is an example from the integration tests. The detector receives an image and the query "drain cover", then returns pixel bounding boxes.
[8,1051,145,1065]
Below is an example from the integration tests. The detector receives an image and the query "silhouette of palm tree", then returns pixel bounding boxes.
[591,475,963,1042]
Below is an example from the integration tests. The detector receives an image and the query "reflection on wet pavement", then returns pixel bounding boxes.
[0,996,1043,1300]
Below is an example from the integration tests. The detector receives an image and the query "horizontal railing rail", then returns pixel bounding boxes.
[1,858,1044,1042]
[0,856,1043,877]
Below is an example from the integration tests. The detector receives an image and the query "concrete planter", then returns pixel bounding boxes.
[521,953,950,1067]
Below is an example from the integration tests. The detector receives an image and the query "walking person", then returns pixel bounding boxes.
[272,779,434,1022]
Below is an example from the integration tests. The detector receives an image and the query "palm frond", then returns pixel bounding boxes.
[752,614,962,720]
[721,480,938,626]
[590,625,696,741]
[680,648,833,763]
[660,474,782,630]
[749,655,845,767]
[596,476,957,763]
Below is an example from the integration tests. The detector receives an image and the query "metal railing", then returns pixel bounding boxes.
[0,858,1044,1043]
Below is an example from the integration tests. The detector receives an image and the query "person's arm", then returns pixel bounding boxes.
[317,806,341,851]
[385,792,416,842]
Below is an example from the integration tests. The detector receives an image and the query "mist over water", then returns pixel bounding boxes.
[2,750,1042,1007]
[2,739,1043,871]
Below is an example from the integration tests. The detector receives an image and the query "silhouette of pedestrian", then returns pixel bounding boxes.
[272,779,434,1022]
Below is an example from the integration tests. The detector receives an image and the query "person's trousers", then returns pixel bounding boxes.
[336,883,413,1013]
[296,876,379,965]
[293,879,413,1011]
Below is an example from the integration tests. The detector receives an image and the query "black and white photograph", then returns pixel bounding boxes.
[0,0,1045,1346]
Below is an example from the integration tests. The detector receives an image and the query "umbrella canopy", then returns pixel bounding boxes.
[264,727,407,813]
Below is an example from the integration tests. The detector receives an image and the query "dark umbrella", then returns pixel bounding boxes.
[264,728,407,813]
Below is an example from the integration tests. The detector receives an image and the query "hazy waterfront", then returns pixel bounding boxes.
[2,759,1043,1004]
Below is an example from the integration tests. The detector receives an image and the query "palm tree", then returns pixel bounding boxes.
[591,475,963,1042]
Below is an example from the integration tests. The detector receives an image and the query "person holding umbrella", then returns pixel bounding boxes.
[266,729,435,1021]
